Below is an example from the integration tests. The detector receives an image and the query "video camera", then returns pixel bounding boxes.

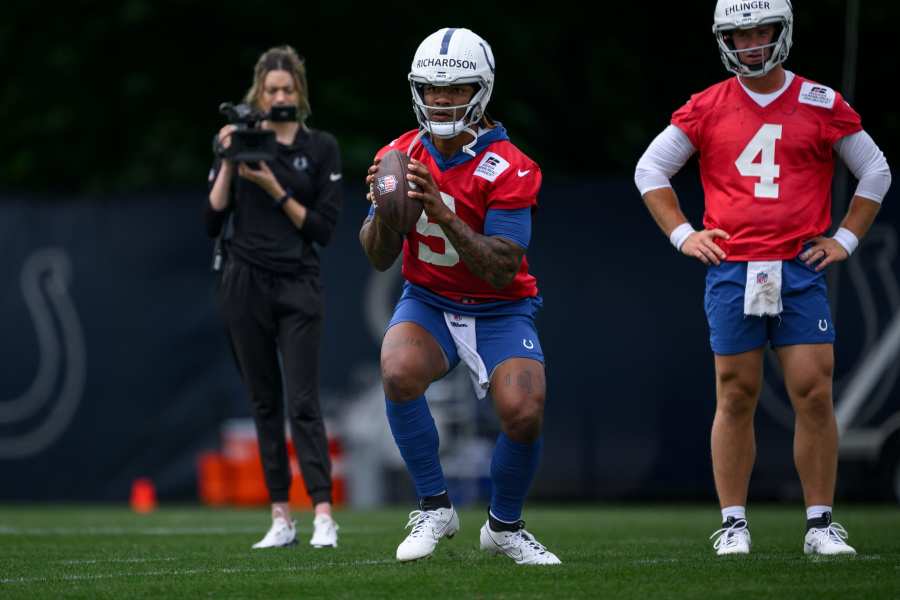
[213,102,298,163]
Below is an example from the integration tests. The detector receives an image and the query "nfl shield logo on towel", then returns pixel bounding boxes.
[757,272,768,285]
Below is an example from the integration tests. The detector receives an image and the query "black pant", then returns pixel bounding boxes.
[219,258,332,505]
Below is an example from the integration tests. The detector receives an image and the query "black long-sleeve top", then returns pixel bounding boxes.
[205,127,343,275]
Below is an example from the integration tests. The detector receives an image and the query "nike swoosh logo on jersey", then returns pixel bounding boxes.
[329,173,342,182]
[517,169,530,177]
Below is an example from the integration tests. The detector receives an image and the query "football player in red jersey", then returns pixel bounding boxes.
[636,0,891,556]
[359,27,560,565]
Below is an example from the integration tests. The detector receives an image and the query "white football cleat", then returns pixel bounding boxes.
[251,517,297,549]
[710,517,751,555]
[804,520,856,556]
[395,507,459,561]
[479,521,561,565]
[309,514,339,548]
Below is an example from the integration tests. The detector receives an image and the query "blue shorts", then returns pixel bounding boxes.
[387,295,544,379]
[704,256,835,355]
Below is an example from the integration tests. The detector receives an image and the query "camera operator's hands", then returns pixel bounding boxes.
[216,125,238,165]
[238,161,284,199]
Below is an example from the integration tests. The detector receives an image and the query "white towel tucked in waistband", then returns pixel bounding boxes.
[744,260,783,317]
[443,312,490,399]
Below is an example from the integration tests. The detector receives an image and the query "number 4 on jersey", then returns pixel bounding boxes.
[735,123,783,199]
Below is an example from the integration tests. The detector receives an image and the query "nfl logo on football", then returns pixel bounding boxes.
[377,175,397,195]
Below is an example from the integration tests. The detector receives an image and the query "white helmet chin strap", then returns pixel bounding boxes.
[460,126,480,156]
[427,119,467,139]
[424,121,480,156]
[416,98,483,156]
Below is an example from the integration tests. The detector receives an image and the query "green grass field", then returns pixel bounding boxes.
[0,504,898,599]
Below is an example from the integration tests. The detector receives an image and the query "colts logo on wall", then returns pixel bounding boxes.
[0,249,86,460]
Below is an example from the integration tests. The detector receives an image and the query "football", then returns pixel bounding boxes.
[372,149,423,234]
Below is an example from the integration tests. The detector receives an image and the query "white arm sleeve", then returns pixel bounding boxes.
[834,130,892,203]
[634,125,696,196]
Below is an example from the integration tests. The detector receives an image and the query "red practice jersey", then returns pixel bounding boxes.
[672,75,862,260]
[375,128,541,302]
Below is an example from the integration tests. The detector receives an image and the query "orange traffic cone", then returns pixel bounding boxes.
[130,477,157,513]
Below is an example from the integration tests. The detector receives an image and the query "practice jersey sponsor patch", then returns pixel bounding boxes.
[798,81,835,109]
[473,152,510,182]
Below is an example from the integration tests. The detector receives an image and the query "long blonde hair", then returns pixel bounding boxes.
[244,45,311,122]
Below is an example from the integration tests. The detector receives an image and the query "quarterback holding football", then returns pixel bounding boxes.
[359,27,560,565]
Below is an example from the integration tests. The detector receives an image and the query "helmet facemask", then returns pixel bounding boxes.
[409,79,487,139]
[715,20,791,78]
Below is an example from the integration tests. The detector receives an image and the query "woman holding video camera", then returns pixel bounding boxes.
[206,45,342,549]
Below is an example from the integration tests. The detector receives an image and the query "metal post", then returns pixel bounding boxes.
[829,0,861,314]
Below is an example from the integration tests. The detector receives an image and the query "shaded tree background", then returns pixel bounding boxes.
[1,0,896,195]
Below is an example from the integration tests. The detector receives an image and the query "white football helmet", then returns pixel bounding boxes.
[408,27,495,140]
[713,0,793,77]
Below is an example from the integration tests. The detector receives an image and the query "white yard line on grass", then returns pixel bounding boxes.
[629,554,883,565]
[0,526,261,536]
[0,524,394,536]
[56,557,178,565]
[0,559,396,585]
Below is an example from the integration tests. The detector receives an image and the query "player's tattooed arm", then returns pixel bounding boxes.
[406,158,524,288]
[439,219,525,289]
[359,213,403,271]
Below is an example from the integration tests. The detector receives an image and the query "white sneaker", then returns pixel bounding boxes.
[804,520,856,556]
[251,517,297,549]
[395,507,459,561]
[310,514,339,548]
[479,521,561,565]
[710,518,751,555]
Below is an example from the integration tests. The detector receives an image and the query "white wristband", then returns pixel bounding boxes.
[831,227,859,256]
[669,222,697,252]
